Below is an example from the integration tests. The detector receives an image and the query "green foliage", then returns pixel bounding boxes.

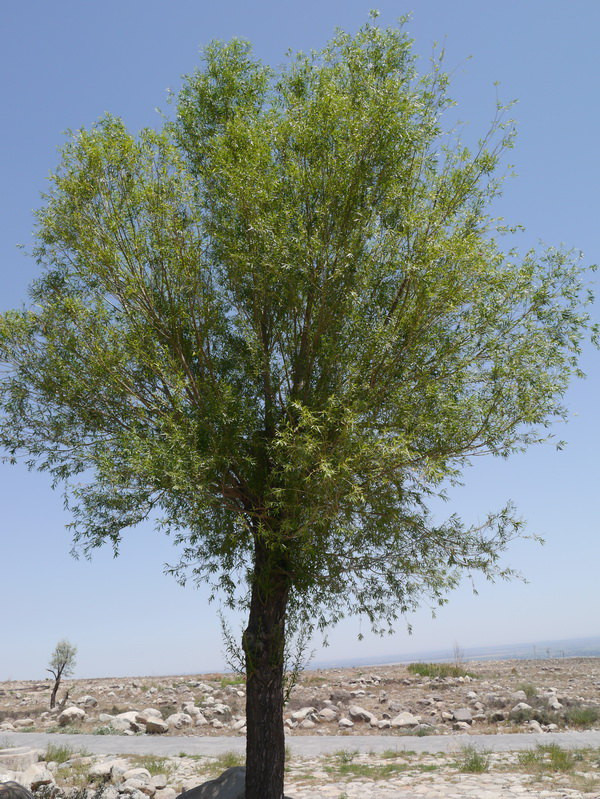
[128,755,172,776]
[407,662,474,679]
[0,28,597,795]
[518,743,575,772]
[215,751,245,769]
[48,640,77,678]
[457,746,490,773]
[45,744,75,764]
[516,683,538,701]
[564,705,600,727]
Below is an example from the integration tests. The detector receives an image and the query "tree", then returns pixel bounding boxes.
[0,18,595,799]
[47,639,77,709]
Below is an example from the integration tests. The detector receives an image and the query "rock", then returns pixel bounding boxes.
[488,710,506,722]
[528,719,544,733]
[123,769,152,783]
[122,779,156,796]
[0,749,38,771]
[348,705,376,724]
[231,719,246,732]
[91,758,130,782]
[510,690,528,702]
[0,781,34,798]
[21,764,54,790]
[137,709,163,724]
[338,717,354,728]
[11,720,34,730]
[57,706,86,726]
[547,697,563,710]
[290,707,315,722]
[155,791,177,799]
[511,702,533,714]
[145,717,169,734]
[175,767,293,799]
[110,717,136,732]
[317,707,338,722]
[194,713,209,726]
[166,712,193,730]
[299,719,316,729]
[89,762,114,780]
[390,711,419,728]
[452,708,473,723]
[453,721,471,731]
[79,695,98,708]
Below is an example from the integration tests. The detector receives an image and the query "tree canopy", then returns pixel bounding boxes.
[0,18,595,798]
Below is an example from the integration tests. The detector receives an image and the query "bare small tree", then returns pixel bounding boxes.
[47,639,77,709]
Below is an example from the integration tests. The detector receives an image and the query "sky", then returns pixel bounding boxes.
[1,0,598,680]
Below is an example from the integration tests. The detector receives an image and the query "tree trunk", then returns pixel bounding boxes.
[243,539,289,799]
[50,678,60,709]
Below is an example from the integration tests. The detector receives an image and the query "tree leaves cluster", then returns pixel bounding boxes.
[0,18,595,642]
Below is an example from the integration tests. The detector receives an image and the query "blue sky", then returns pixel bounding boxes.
[1,0,598,680]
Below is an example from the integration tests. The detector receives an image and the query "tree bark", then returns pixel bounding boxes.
[50,680,59,709]
[243,538,289,799]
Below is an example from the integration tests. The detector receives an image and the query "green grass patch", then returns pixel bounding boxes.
[128,755,172,776]
[564,705,600,727]
[215,751,245,770]
[456,746,490,773]
[45,744,75,764]
[516,683,538,701]
[518,743,575,773]
[407,662,474,679]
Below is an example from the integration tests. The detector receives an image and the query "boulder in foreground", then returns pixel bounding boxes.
[176,768,293,799]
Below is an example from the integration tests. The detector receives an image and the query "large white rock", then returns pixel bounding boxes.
[22,764,55,790]
[391,711,419,728]
[348,705,376,724]
[110,716,136,732]
[145,717,169,734]
[452,707,473,723]
[137,708,163,724]
[123,768,152,782]
[166,712,193,730]
[79,695,98,707]
[57,706,86,726]
[290,706,316,722]
[317,707,338,722]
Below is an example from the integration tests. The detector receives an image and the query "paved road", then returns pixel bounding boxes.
[3,730,600,757]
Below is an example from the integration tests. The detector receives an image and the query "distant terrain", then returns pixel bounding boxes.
[1,656,599,739]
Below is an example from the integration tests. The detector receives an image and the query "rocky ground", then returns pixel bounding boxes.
[2,658,600,798]
[1,657,599,739]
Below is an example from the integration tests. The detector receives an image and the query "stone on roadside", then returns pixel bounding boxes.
[317,707,338,722]
[338,717,354,728]
[57,706,86,726]
[452,708,473,723]
[348,705,376,724]
[390,711,419,728]
[79,695,98,707]
[290,707,316,722]
[166,712,193,730]
[145,717,169,734]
